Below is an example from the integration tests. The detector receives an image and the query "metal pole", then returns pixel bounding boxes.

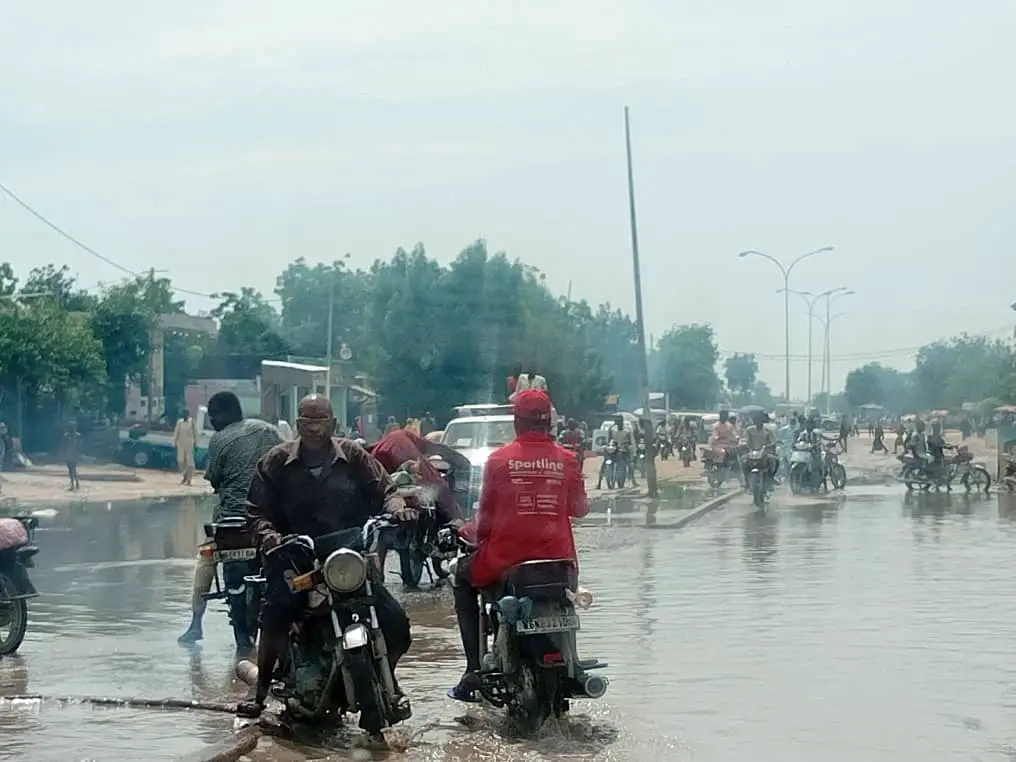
[783,275,791,402]
[325,281,335,402]
[624,106,658,498]
[824,295,832,414]
[806,301,815,403]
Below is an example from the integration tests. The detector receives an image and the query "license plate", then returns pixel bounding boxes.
[515,614,580,634]
[215,548,257,562]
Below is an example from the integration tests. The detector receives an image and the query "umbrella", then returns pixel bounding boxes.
[738,405,765,416]
[858,403,883,410]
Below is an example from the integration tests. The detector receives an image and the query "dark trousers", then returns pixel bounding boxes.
[453,553,483,673]
[66,461,79,488]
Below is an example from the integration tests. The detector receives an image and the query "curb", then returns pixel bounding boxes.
[657,489,741,530]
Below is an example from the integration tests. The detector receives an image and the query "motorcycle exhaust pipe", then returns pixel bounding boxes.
[235,659,258,687]
[573,673,608,699]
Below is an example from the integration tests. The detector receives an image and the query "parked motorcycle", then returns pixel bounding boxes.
[0,515,39,655]
[243,516,409,735]
[199,516,261,649]
[743,448,773,509]
[788,440,825,493]
[899,445,991,492]
[450,535,608,734]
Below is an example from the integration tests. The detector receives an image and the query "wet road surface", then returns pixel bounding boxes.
[4,487,1016,760]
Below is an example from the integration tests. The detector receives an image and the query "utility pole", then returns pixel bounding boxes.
[623,106,658,498]
[324,280,335,403]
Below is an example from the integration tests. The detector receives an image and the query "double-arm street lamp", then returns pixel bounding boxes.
[738,246,834,401]
[777,286,852,403]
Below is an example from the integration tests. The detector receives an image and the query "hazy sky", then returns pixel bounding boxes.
[2,1,1014,397]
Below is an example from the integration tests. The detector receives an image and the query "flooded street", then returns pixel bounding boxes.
[4,487,1016,760]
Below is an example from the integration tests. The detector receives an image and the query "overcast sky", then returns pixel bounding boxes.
[2,1,1014,397]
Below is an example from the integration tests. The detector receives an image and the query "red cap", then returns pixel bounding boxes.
[514,389,552,422]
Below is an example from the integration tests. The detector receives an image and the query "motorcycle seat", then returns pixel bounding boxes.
[0,518,30,552]
[502,559,577,601]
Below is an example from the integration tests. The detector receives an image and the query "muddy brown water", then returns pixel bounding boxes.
[3,488,1016,760]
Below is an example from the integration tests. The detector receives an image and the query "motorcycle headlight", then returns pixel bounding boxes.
[322,548,368,593]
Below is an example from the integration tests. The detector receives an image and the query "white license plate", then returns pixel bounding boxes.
[515,614,580,634]
[215,548,257,562]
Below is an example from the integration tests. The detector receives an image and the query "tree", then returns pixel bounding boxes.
[751,380,775,408]
[0,302,106,427]
[912,335,1013,410]
[0,263,16,298]
[19,264,97,311]
[724,353,758,402]
[209,287,289,377]
[652,324,721,410]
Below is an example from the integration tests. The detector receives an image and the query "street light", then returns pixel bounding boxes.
[738,246,834,401]
[777,286,851,403]
[812,293,853,414]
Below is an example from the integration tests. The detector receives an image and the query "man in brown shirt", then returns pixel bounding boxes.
[240,394,416,717]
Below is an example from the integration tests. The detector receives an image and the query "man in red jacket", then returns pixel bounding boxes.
[448,388,589,701]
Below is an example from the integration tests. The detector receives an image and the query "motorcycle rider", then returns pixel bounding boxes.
[741,410,778,484]
[178,391,283,647]
[709,410,739,469]
[562,418,586,469]
[239,394,417,719]
[927,421,954,485]
[608,417,636,487]
[370,427,464,526]
[796,414,825,484]
[448,389,588,702]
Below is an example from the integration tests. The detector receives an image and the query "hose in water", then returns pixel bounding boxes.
[0,693,239,714]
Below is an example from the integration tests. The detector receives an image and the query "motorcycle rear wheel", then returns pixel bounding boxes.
[0,573,28,656]
[508,662,557,735]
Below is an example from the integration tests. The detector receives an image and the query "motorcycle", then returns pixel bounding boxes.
[199,516,261,648]
[788,440,825,493]
[635,440,647,478]
[601,440,621,489]
[822,438,847,490]
[678,436,693,467]
[1003,454,1016,492]
[243,516,409,735]
[450,536,608,734]
[899,445,991,492]
[658,433,673,461]
[743,448,773,509]
[0,515,39,655]
[701,446,735,488]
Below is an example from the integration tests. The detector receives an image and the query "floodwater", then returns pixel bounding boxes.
[3,487,1016,761]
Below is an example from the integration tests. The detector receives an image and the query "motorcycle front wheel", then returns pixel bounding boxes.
[828,463,847,490]
[962,466,991,493]
[749,471,765,509]
[0,573,28,656]
[345,649,390,736]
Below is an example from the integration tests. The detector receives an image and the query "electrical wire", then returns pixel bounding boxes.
[0,180,216,299]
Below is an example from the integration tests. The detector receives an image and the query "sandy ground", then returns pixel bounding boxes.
[0,463,211,507]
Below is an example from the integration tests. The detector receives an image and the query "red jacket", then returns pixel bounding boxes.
[470,430,589,588]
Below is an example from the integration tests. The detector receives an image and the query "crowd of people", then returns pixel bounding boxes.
[171,382,588,718]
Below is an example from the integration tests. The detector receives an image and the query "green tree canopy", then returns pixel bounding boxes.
[652,324,722,410]
[723,353,758,401]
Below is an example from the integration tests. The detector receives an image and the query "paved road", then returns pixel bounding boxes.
[3,485,1016,760]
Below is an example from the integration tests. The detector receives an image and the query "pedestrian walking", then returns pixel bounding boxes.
[173,409,197,485]
[62,422,81,491]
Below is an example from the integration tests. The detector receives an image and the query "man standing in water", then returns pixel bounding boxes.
[62,422,81,491]
[178,392,282,646]
[173,409,197,485]
[240,394,416,720]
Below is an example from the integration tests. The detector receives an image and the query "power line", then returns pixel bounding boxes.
[0,180,216,299]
